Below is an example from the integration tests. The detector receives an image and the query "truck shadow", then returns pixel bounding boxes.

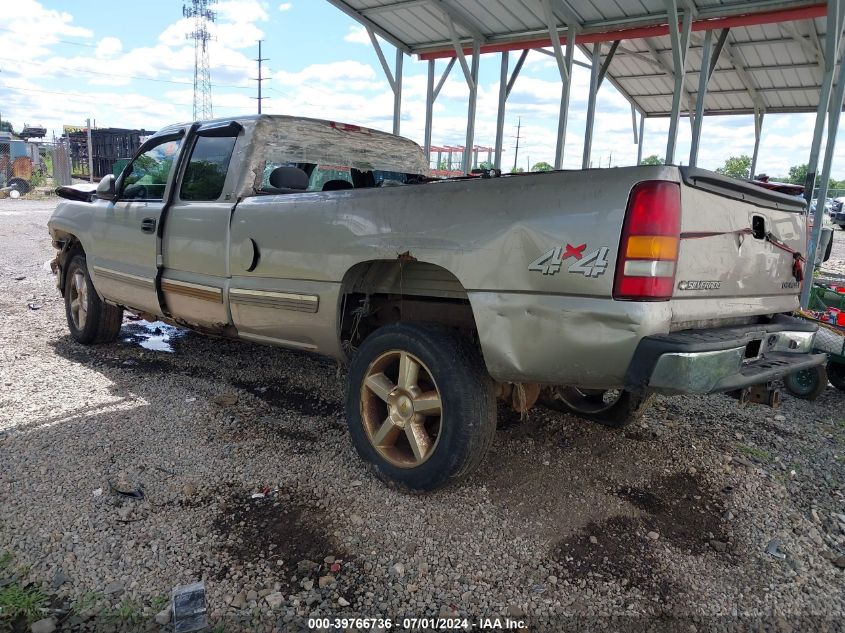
[32,324,765,620]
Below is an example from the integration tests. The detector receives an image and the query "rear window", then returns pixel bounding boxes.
[259,162,426,193]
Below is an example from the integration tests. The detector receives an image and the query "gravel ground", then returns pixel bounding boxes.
[1,198,844,632]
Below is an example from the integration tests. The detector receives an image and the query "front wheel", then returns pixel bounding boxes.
[783,365,828,400]
[345,323,496,491]
[64,254,124,344]
[542,387,653,428]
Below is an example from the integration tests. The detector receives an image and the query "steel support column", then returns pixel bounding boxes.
[424,60,435,156]
[582,43,601,169]
[554,30,576,169]
[463,43,480,174]
[541,0,580,170]
[750,107,765,178]
[367,26,404,136]
[493,49,529,169]
[637,115,645,165]
[494,52,509,170]
[393,48,403,135]
[665,0,692,164]
[802,0,845,306]
[689,29,713,166]
[804,0,845,207]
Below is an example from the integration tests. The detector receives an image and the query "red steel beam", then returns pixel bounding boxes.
[418,3,827,60]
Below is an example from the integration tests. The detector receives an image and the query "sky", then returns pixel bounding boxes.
[1,0,844,180]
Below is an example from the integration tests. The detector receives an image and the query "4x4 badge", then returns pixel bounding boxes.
[529,245,610,277]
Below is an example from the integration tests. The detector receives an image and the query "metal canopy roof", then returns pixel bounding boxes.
[328,0,839,117]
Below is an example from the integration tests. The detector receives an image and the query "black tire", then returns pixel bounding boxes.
[783,365,828,400]
[8,177,30,194]
[827,361,845,392]
[542,387,653,428]
[345,323,496,491]
[64,254,124,344]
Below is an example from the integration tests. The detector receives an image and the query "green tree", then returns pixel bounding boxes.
[531,161,553,172]
[640,155,665,166]
[715,155,752,180]
[478,161,494,170]
[787,163,808,185]
[510,167,525,174]
[436,159,450,171]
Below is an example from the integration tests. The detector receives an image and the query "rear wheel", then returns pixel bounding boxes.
[64,254,124,344]
[542,387,652,428]
[345,323,496,491]
[826,361,845,392]
[783,365,828,400]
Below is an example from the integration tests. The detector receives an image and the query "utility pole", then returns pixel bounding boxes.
[512,117,521,172]
[252,40,269,114]
[184,0,217,120]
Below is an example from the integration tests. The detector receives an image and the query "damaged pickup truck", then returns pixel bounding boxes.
[48,115,824,490]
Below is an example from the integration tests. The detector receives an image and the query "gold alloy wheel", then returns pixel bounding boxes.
[69,271,89,330]
[360,350,443,468]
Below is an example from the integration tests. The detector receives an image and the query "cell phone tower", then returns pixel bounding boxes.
[184,0,216,120]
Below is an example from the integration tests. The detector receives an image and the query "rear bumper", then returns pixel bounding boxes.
[625,315,825,395]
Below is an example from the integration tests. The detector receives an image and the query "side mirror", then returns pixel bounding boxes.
[96,174,116,200]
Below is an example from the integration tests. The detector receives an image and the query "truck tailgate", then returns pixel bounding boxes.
[674,168,807,308]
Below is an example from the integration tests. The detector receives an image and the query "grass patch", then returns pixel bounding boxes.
[101,599,144,625]
[739,445,773,461]
[150,594,169,612]
[71,591,102,615]
[0,552,12,573]
[0,582,49,626]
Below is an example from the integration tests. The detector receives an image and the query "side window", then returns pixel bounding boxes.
[121,137,182,201]
[180,136,237,201]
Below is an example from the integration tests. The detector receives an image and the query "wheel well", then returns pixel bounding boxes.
[339,260,477,353]
[51,232,84,295]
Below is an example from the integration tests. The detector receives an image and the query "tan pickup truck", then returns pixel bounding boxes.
[48,115,824,490]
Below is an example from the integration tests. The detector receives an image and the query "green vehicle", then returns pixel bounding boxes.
[784,284,845,399]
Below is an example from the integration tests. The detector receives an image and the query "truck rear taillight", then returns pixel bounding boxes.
[613,181,681,301]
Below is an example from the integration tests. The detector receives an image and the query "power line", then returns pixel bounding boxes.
[1,84,255,110]
[0,25,261,73]
[0,57,252,90]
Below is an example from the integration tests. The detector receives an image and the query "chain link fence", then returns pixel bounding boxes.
[0,140,72,197]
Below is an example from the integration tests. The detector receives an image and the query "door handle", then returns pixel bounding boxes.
[141,217,157,234]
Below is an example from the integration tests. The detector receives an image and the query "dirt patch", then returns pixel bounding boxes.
[212,490,343,588]
[554,472,727,599]
[617,473,726,553]
[557,515,673,597]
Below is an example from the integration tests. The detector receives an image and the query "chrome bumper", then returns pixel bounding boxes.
[625,317,825,395]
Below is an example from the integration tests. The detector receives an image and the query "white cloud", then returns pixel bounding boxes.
[274,61,383,92]
[216,0,269,24]
[344,26,371,46]
[95,37,123,59]
[3,0,93,58]
[278,2,292,11]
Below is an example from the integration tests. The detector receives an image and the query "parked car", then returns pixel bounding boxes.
[832,197,845,229]
[48,115,824,490]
